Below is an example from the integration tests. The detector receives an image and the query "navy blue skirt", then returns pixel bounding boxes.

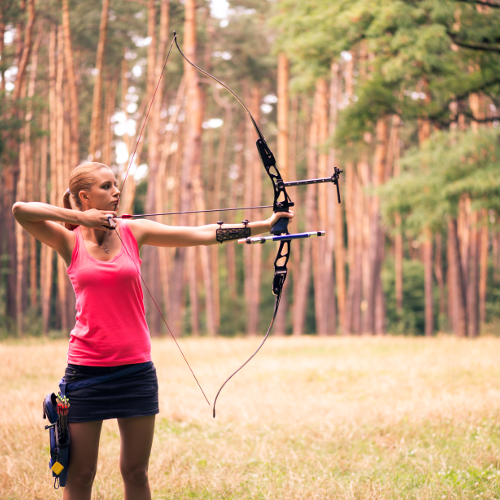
[63,362,159,423]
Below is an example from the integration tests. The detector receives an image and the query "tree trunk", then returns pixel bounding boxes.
[12,0,35,101]
[62,0,79,168]
[157,74,185,319]
[329,61,344,334]
[4,163,17,322]
[56,27,68,332]
[45,27,61,332]
[434,233,446,328]
[364,117,388,335]
[358,152,371,334]
[292,95,318,336]
[469,90,487,331]
[40,111,51,334]
[418,96,434,337]
[187,244,200,337]
[448,218,468,337]
[312,78,334,335]
[387,115,403,313]
[458,195,470,297]
[142,0,167,335]
[422,232,434,337]
[447,227,456,333]
[89,0,109,159]
[467,210,479,337]
[15,83,28,335]
[192,168,216,336]
[102,74,118,166]
[375,227,386,335]
[343,160,356,334]
[168,0,203,335]
[349,170,364,335]
[479,210,488,325]
[26,30,41,313]
[226,122,245,299]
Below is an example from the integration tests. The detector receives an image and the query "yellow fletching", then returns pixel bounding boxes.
[51,462,64,475]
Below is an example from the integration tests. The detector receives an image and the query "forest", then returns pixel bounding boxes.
[2,0,500,339]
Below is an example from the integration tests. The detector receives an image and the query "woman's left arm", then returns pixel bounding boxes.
[128,211,294,249]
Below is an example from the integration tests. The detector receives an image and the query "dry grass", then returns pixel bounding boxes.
[1,335,500,499]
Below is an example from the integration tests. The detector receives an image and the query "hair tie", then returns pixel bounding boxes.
[66,188,71,195]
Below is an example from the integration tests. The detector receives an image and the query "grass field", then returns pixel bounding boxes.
[1,335,500,499]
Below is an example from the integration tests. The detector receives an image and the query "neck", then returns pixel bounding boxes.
[83,227,109,245]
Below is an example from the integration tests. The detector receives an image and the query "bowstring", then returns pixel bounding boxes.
[120,36,175,191]
[212,290,282,418]
[117,204,273,219]
[118,34,211,409]
[114,226,211,408]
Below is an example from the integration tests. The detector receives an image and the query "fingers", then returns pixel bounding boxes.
[105,215,117,228]
[81,209,118,230]
[275,210,294,219]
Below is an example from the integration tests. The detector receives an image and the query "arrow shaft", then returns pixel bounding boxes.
[239,231,325,245]
[118,205,273,219]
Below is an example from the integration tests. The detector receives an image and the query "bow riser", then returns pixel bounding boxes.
[255,139,294,235]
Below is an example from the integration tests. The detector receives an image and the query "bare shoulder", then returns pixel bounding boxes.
[124,219,167,247]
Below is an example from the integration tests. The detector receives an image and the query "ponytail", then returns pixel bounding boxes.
[63,189,79,231]
[63,162,110,231]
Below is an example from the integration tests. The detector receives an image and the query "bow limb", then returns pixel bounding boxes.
[173,32,294,232]
[212,288,283,418]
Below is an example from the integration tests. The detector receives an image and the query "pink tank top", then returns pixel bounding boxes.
[66,221,151,366]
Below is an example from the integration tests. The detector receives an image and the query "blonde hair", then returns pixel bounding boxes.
[63,162,111,230]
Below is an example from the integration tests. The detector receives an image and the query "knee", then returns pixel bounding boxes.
[121,463,149,486]
[68,465,97,488]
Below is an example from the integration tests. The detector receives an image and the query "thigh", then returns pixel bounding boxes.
[67,420,103,469]
[118,416,155,469]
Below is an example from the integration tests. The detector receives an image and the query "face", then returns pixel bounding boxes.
[79,168,120,211]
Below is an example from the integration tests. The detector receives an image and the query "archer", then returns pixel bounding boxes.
[12,161,293,500]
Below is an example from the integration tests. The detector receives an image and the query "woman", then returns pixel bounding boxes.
[12,161,293,500]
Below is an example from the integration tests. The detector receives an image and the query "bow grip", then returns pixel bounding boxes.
[271,217,289,235]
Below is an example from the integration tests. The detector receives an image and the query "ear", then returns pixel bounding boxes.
[79,190,90,206]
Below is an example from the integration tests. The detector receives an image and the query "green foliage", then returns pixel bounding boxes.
[336,77,399,144]
[383,258,432,336]
[272,0,500,135]
[380,128,500,236]
[133,178,148,217]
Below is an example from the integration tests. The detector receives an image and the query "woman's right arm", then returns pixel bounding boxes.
[12,202,116,264]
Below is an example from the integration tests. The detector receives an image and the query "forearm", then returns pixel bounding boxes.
[138,219,271,248]
[12,202,82,225]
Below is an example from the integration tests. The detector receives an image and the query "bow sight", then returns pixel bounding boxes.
[278,166,344,204]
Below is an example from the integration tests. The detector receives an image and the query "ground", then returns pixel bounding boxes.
[1,335,500,499]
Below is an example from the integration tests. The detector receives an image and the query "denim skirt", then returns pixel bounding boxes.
[63,362,159,423]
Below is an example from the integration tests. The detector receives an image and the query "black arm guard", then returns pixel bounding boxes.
[216,226,251,243]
